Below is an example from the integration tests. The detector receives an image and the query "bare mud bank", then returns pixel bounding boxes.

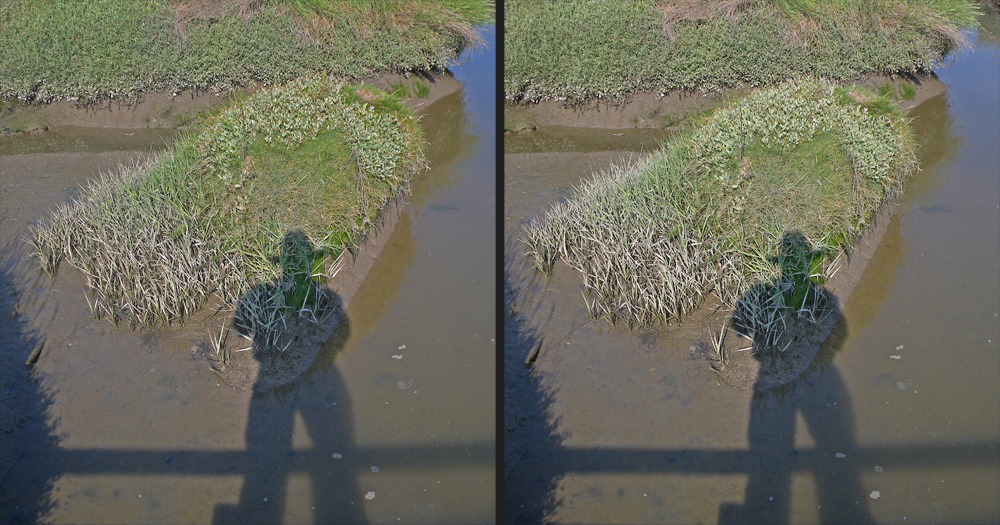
[1,71,461,135]
[504,73,946,133]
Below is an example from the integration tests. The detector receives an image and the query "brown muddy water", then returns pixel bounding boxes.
[0,28,495,525]
[504,25,999,525]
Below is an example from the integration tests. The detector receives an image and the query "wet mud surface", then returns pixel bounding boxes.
[0,29,494,525]
[504,25,999,525]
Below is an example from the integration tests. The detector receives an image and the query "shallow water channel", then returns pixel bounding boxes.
[504,25,998,525]
[0,29,495,525]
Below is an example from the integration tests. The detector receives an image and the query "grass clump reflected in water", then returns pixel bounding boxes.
[29,77,424,353]
[523,79,917,351]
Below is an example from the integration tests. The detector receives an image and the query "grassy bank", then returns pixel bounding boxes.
[523,79,917,351]
[29,77,422,353]
[0,0,493,104]
[505,0,979,102]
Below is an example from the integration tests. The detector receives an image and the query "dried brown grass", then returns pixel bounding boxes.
[169,0,265,39]
[658,0,752,38]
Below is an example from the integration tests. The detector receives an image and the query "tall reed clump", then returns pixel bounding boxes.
[523,79,917,350]
[29,76,425,352]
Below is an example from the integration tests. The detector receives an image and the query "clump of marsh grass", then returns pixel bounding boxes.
[505,0,979,103]
[29,76,424,354]
[0,0,492,104]
[30,148,223,329]
[524,79,917,353]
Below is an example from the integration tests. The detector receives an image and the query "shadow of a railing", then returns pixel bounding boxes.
[523,442,1000,474]
[42,442,496,477]
[5,441,493,525]
[505,433,998,525]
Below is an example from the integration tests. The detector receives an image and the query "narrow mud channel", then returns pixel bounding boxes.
[0,28,495,525]
[504,22,998,525]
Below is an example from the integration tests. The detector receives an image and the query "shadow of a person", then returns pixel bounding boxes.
[720,231,873,525]
[214,231,366,524]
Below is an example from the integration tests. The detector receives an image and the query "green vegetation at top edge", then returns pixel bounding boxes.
[0,0,493,104]
[522,79,917,350]
[28,77,423,353]
[505,0,979,102]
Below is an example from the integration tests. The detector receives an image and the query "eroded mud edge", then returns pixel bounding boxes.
[1,70,462,135]
[505,73,946,132]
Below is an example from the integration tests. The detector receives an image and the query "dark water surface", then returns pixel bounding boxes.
[504,23,998,525]
[0,28,495,525]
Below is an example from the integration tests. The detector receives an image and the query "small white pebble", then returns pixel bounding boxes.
[870,490,880,499]
[263,497,268,502]
[875,465,883,473]
[890,355,901,359]
[332,453,342,459]
[836,452,846,458]
[371,466,379,474]
[365,491,375,500]
[895,345,904,351]
[391,355,403,360]
[398,344,406,350]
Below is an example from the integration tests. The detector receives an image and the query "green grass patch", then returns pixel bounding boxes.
[29,77,424,353]
[0,0,493,104]
[505,0,979,102]
[413,80,431,98]
[899,81,917,100]
[523,79,918,351]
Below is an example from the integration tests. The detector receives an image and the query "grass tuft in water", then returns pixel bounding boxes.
[29,76,424,353]
[523,79,917,352]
